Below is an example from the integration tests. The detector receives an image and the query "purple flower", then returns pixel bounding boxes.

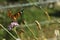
[8,21,19,30]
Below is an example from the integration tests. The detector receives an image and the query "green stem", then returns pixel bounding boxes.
[0,24,17,40]
[13,27,20,38]
[25,22,38,40]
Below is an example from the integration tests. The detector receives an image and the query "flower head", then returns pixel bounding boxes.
[8,21,19,30]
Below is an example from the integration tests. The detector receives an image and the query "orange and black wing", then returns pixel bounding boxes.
[7,9,23,20]
[7,10,12,18]
[14,12,21,18]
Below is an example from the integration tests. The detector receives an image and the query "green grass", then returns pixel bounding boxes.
[24,6,48,23]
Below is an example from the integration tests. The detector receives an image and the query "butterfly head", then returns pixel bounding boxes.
[20,8,24,14]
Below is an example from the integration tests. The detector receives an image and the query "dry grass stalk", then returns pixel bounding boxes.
[20,33,24,40]
[40,7,51,21]
[45,11,51,21]
[35,20,41,30]
[27,37,30,40]
[24,21,38,40]
[35,20,48,40]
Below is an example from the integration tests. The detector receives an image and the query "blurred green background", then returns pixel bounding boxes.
[0,0,60,40]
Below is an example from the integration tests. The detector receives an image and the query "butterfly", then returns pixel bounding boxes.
[7,9,24,20]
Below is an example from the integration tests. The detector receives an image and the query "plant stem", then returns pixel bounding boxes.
[24,22,38,40]
[13,27,20,38]
[0,24,17,40]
